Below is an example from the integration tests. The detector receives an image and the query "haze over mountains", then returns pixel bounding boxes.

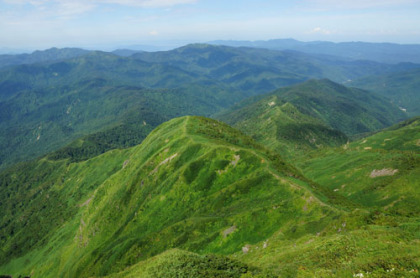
[210,39,420,64]
[0,40,419,277]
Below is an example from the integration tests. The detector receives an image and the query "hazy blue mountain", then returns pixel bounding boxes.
[111,49,144,57]
[210,39,420,64]
[0,47,90,69]
[134,44,420,94]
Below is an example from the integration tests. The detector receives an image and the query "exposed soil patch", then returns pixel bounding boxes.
[231,154,240,166]
[370,168,398,178]
[79,196,93,207]
[222,226,237,238]
[150,153,178,175]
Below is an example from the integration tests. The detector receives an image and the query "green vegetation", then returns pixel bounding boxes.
[216,79,406,159]
[0,116,345,277]
[0,45,419,277]
[0,47,90,69]
[351,68,420,117]
[1,45,414,169]
[298,117,420,215]
[0,115,419,277]
[106,249,274,278]
[216,88,348,158]
[270,79,407,136]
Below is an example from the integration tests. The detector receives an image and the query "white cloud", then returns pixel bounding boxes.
[1,0,197,21]
[149,30,158,35]
[310,27,332,35]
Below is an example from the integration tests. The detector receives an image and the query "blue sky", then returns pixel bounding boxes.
[1,0,419,50]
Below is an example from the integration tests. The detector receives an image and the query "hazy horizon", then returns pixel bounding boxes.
[1,0,420,52]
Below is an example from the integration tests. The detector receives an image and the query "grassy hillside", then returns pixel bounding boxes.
[231,117,420,277]
[298,117,420,215]
[1,116,419,277]
[0,116,344,277]
[350,68,420,117]
[216,94,348,158]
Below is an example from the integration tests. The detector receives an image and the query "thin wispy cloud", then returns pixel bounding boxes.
[0,0,419,49]
[310,27,332,35]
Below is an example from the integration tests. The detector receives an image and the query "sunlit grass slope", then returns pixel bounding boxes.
[230,117,420,277]
[0,116,343,277]
[299,117,420,215]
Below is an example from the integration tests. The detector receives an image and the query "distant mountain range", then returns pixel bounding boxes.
[210,38,420,64]
[0,44,417,169]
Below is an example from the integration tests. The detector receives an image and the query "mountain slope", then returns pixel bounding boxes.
[350,68,420,117]
[228,117,420,277]
[0,51,243,169]
[217,79,407,147]
[216,94,348,158]
[0,116,343,277]
[0,45,415,168]
[270,79,407,135]
[299,117,420,215]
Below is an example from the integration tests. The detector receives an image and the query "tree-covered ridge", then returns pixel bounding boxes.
[216,94,348,158]
[267,79,407,135]
[351,68,420,117]
[216,79,406,157]
[134,44,419,92]
[0,44,416,169]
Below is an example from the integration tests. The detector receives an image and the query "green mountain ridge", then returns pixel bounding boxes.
[1,115,419,277]
[0,116,343,277]
[216,79,406,157]
[216,93,348,158]
[350,68,420,117]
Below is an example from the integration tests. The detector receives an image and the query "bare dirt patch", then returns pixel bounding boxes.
[150,153,178,175]
[370,168,398,178]
[222,226,237,238]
